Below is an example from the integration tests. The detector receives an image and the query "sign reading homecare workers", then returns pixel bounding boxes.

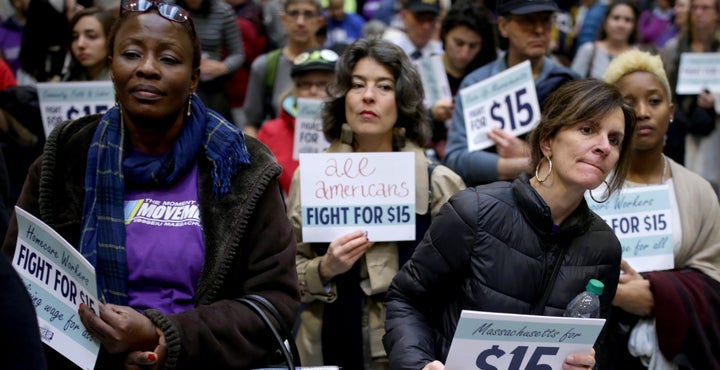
[445,311,605,370]
[11,207,100,370]
[37,81,115,138]
[293,98,331,160]
[459,60,540,152]
[298,152,415,242]
[586,184,675,272]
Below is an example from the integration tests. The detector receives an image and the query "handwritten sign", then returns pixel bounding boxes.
[459,60,540,152]
[675,53,720,95]
[293,98,331,160]
[298,152,415,242]
[37,81,115,138]
[413,54,452,109]
[445,310,605,370]
[586,184,675,272]
[11,207,100,370]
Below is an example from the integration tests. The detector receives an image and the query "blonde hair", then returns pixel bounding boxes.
[603,49,672,99]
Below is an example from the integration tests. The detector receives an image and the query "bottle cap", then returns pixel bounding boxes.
[586,279,604,295]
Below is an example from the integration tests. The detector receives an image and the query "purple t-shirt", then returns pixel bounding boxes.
[124,162,204,314]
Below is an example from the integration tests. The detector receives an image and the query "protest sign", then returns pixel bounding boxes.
[293,98,331,159]
[413,54,452,109]
[459,60,540,152]
[675,52,720,95]
[37,81,114,138]
[298,152,415,242]
[586,184,674,272]
[11,207,100,370]
[445,311,605,370]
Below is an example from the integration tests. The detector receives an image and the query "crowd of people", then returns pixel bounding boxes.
[0,0,719,369]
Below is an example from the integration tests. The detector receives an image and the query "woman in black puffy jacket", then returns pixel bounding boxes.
[383,79,637,370]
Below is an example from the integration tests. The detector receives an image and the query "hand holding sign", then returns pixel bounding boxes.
[319,230,371,283]
[79,303,159,354]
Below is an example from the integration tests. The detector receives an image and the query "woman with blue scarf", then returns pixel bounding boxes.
[2,1,299,369]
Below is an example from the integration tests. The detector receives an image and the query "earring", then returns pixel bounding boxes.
[535,156,552,183]
[589,181,611,203]
[186,96,192,117]
[392,126,406,150]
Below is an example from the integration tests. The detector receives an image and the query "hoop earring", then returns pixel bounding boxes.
[186,96,192,117]
[589,181,611,203]
[535,156,552,183]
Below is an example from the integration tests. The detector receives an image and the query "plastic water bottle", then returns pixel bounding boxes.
[562,279,604,318]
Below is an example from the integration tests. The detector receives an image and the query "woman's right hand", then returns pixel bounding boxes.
[422,360,445,370]
[319,230,371,284]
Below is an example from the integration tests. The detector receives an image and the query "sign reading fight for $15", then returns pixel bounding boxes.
[459,60,540,152]
[298,152,416,242]
[37,81,115,138]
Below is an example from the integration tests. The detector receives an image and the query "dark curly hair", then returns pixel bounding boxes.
[440,0,497,73]
[322,38,432,148]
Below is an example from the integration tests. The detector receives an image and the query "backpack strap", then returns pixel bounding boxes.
[263,49,283,119]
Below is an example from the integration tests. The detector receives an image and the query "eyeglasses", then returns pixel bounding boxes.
[294,49,339,66]
[296,80,329,91]
[121,0,190,23]
[284,9,319,20]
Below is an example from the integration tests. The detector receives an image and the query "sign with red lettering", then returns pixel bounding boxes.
[298,152,416,242]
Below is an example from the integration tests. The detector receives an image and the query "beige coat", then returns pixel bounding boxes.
[667,158,720,283]
[287,140,465,365]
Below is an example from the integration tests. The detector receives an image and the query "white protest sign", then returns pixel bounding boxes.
[413,54,452,109]
[11,206,100,370]
[298,152,415,242]
[37,81,115,138]
[293,98,331,160]
[459,60,540,152]
[445,310,605,370]
[586,184,674,272]
[675,52,720,95]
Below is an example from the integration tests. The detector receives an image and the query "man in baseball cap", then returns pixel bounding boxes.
[444,0,580,187]
[384,0,443,60]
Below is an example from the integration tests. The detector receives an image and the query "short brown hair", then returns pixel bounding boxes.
[528,79,636,196]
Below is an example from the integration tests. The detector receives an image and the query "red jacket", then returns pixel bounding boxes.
[257,103,297,195]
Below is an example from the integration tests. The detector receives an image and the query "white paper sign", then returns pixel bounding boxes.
[293,98,331,160]
[11,207,100,370]
[37,81,115,138]
[298,152,415,242]
[459,60,540,152]
[445,311,605,370]
[413,54,452,108]
[675,52,720,95]
[586,184,674,272]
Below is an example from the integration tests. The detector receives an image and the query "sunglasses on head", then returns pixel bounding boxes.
[121,0,190,23]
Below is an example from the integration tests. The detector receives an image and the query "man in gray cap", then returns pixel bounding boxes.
[384,0,443,60]
[444,0,579,187]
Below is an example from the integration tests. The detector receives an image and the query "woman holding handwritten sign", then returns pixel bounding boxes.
[384,79,637,370]
[3,1,299,368]
[287,38,465,369]
[599,49,720,369]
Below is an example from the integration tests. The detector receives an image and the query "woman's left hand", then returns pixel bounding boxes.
[78,303,159,353]
[488,128,530,158]
[563,348,595,369]
[123,328,167,370]
[612,260,654,316]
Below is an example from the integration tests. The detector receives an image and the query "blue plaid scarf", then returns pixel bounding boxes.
[79,94,250,304]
